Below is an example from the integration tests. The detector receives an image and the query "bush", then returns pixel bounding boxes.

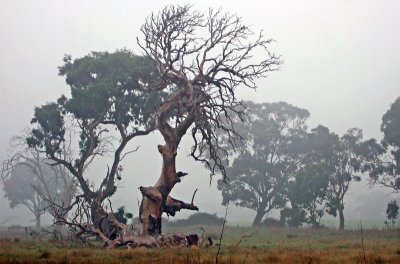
[167,212,225,227]
[113,206,133,224]
[280,207,306,227]
[263,217,284,227]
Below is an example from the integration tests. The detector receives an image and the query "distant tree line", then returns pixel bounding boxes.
[217,98,400,229]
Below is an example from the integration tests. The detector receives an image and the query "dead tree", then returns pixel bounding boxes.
[137,5,281,235]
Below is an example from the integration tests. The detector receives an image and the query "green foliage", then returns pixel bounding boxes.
[58,50,161,125]
[2,161,63,219]
[26,50,165,207]
[364,97,400,191]
[381,97,400,148]
[167,212,225,227]
[217,101,310,225]
[306,125,367,229]
[28,49,163,162]
[113,206,133,224]
[3,165,37,209]
[280,207,307,227]
[27,102,65,155]
[386,200,399,225]
[288,164,330,227]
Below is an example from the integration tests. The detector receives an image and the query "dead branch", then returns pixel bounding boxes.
[163,196,199,217]
[191,188,198,204]
[233,231,256,247]
[216,203,229,264]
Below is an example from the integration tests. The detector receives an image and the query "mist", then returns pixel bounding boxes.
[1,0,399,229]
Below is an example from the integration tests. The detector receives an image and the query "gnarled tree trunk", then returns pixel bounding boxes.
[140,144,198,235]
[139,86,200,235]
[140,144,177,235]
[136,4,281,236]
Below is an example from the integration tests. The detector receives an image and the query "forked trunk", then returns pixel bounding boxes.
[252,210,265,227]
[140,144,178,235]
[139,144,198,235]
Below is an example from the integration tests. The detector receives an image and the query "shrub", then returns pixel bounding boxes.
[263,217,284,227]
[167,212,225,227]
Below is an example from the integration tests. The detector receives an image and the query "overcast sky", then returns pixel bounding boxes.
[1,0,399,226]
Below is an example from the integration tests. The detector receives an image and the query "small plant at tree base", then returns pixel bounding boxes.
[113,206,133,225]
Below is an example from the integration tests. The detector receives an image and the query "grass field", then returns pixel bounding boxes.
[0,226,399,263]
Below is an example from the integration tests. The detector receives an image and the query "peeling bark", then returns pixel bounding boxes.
[139,144,198,235]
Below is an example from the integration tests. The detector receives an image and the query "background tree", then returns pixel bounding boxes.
[2,134,75,236]
[364,97,400,192]
[137,5,281,234]
[2,163,50,231]
[279,206,306,227]
[284,163,330,227]
[217,101,309,226]
[310,127,365,230]
[385,199,399,228]
[26,49,163,246]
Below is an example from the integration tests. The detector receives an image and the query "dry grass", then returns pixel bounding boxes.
[0,227,399,263]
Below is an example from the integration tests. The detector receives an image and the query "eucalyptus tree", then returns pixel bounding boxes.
[217,101,309,226]
[386,200,399,228]
[26,49,164,244]
[137,5,281,234]
[308,126,366,230]
[363,97,400,192]
[285,163,330,227]
[2,134,75,235]
[2,164,47,230]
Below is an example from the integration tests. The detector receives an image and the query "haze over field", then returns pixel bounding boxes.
[1,0,399,227]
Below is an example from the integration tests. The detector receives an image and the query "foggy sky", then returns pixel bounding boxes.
[1,0,399,226]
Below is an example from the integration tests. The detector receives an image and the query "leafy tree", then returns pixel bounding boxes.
[2,134,75,236]
[286,164,330,227]
[2,163,58,230]
[137,5,281,234]
[364,97,400,192]
[309,126,365,230]
[386,200,399,228]
[217,101,309,226]
[26,49,163,245]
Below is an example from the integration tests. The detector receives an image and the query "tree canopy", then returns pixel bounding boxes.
[217,101,309,226]
[364,97,400,192]
[25,49,165,244]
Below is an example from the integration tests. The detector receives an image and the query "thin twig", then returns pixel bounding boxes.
[191,188,198,204]
[216,203,229,264]
[234,231,256,247]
